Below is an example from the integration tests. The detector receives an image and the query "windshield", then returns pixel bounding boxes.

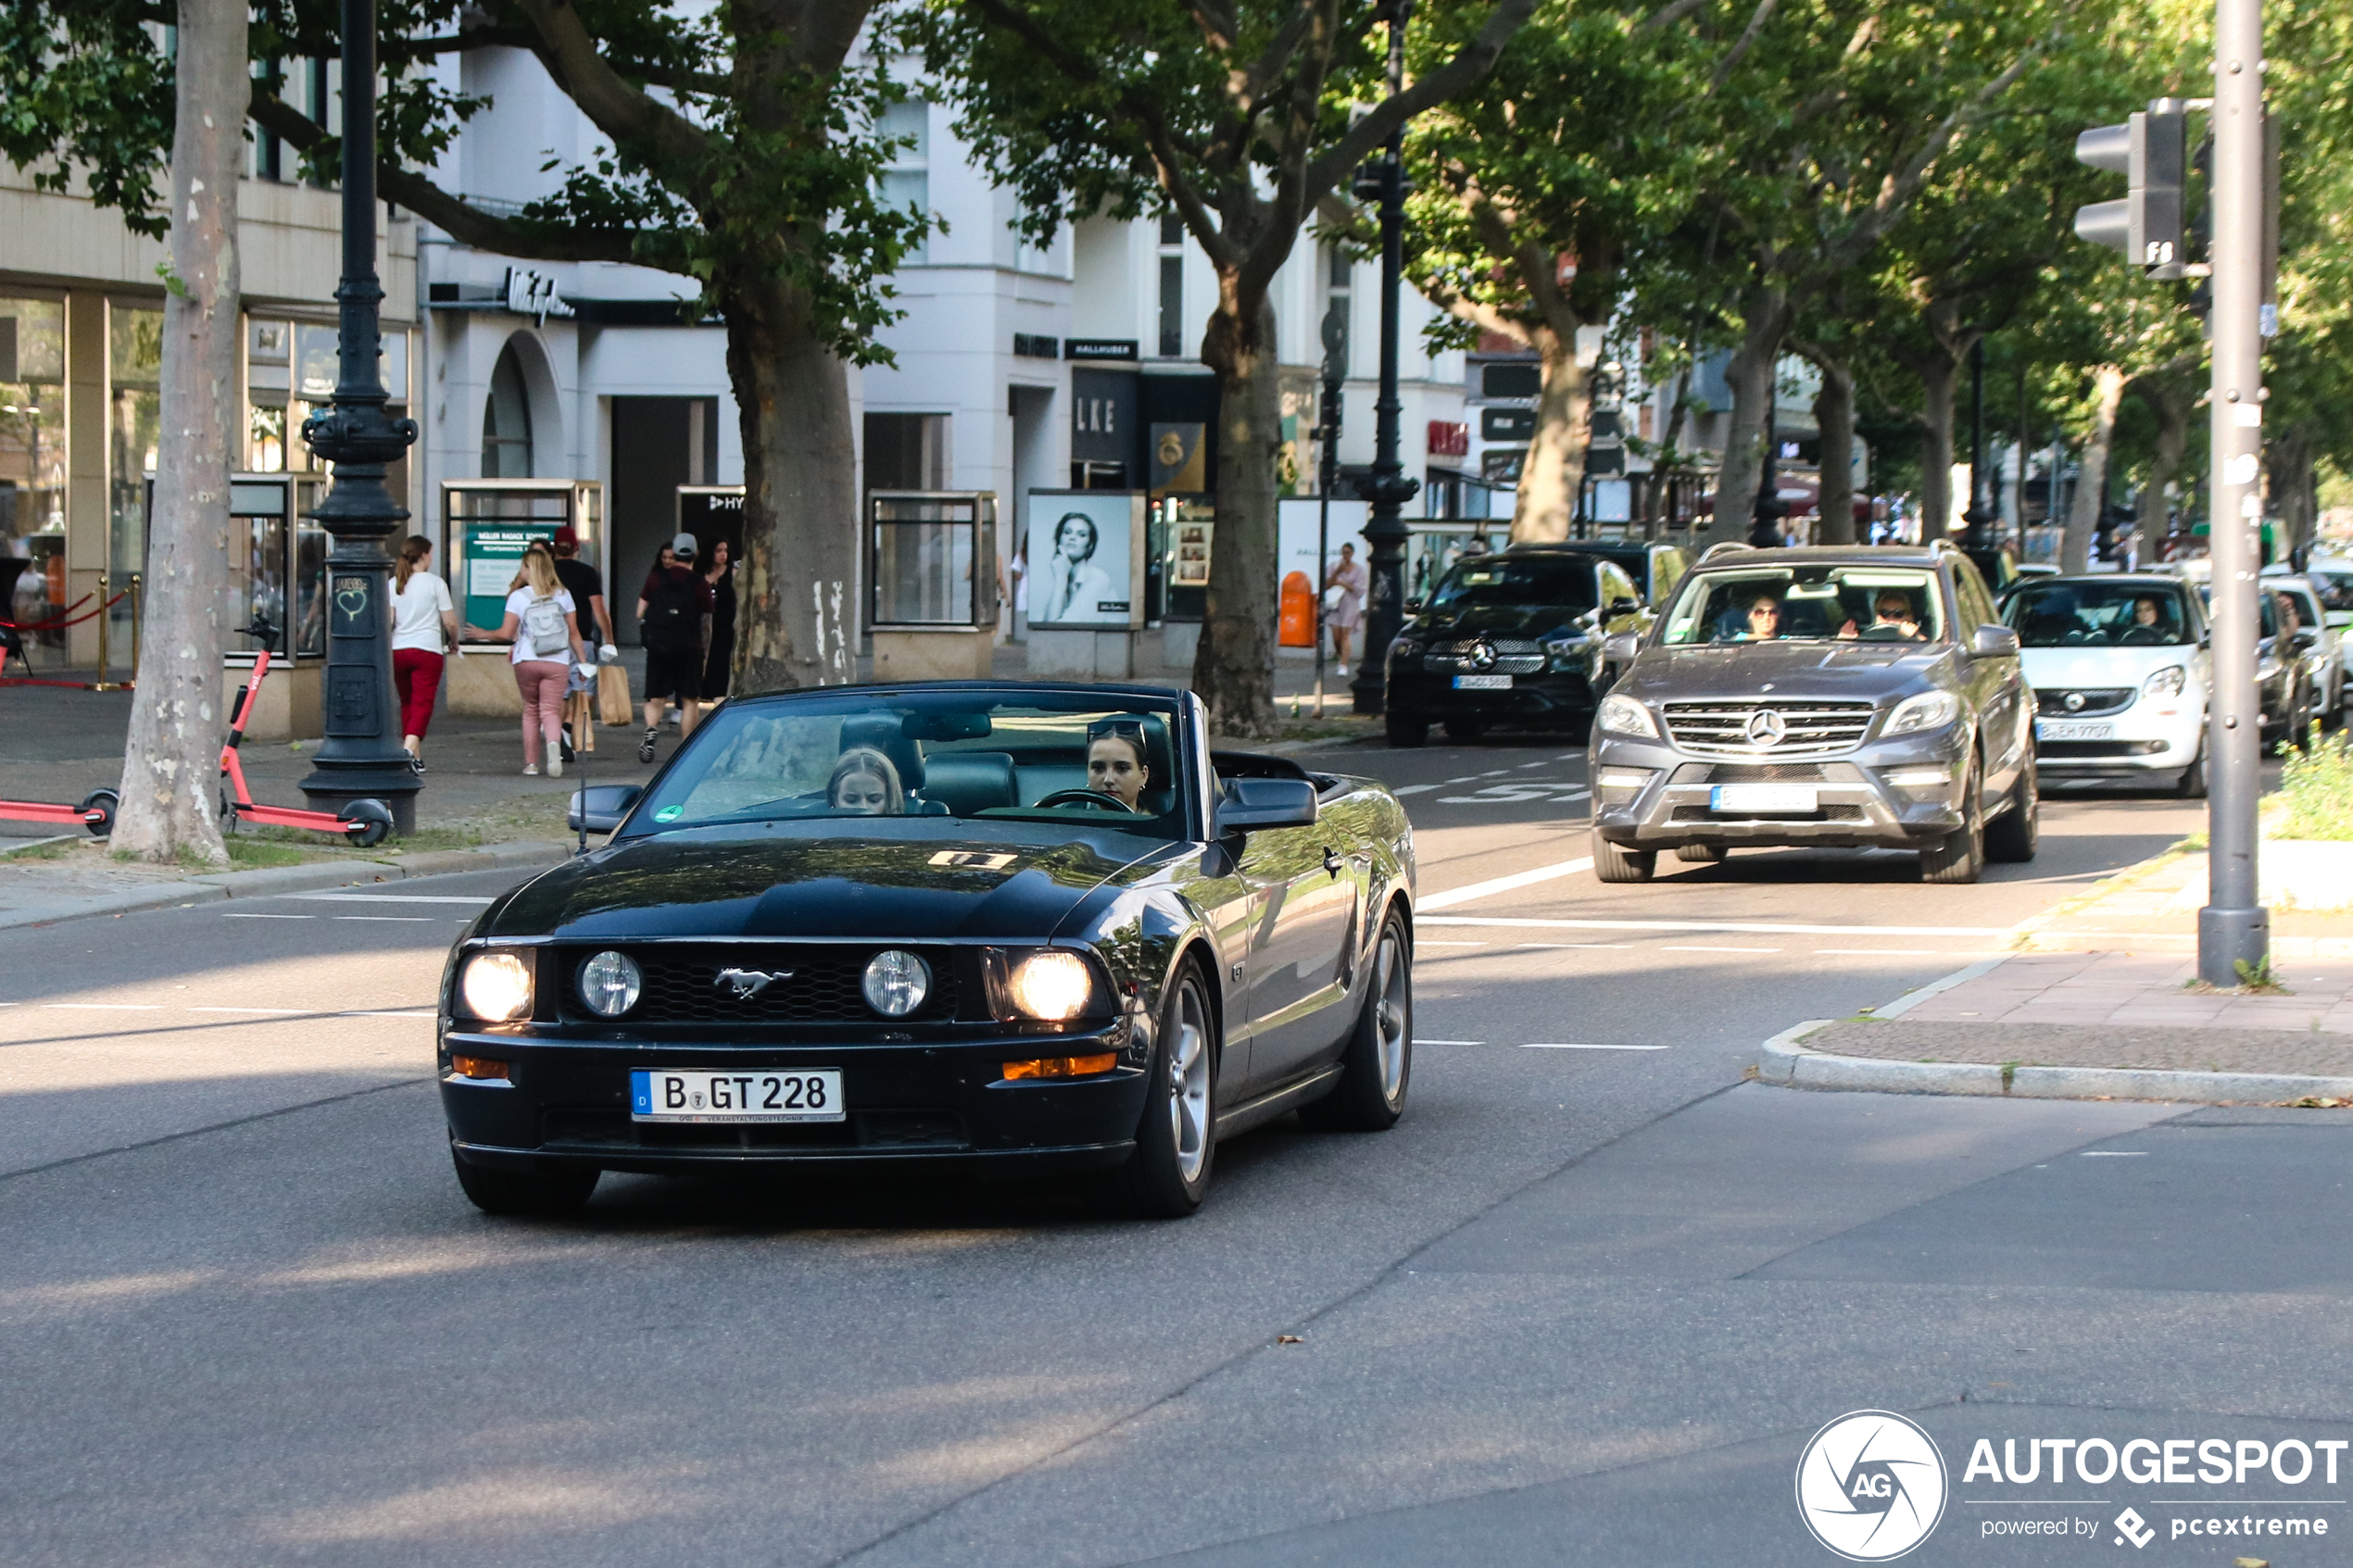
[2308,570,2353,615]
[622,691,1193,839]
[1659,566,1944,646]
[2007,582,2194,647]
[1428,556,1597,612]
[2196,584,2283,638]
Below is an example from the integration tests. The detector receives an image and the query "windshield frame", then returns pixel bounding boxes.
[615,686,1202,842]
[1424,553,1602,614]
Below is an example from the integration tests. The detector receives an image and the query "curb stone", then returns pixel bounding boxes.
[1753,1018,2353,1106]
[0,839,571,932]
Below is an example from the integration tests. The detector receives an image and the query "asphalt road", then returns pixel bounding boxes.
[2,737,2346,1567]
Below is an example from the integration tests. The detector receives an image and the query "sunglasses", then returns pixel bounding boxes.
[1087,718,1151,746]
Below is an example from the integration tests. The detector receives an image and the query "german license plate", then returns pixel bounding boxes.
[630,1068,845,1123]
[1710,784,1818,813]
[2036,720,2114,741]
[1453,674,1513,690]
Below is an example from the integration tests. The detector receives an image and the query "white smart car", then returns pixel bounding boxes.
[2004,574,2211,796]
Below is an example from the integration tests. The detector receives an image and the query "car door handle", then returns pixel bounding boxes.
[1323,847,1344,878]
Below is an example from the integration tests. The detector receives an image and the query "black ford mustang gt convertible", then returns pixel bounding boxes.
[439,682,1417,1218]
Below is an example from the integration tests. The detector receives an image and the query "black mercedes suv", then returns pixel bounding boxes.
[1587,543,2038,884]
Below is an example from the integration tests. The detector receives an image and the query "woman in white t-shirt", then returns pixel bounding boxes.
[388,536,459,771]
[463,541,585,776]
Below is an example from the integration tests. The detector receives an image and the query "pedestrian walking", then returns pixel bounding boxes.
[635,532,714,763]
[466,540,585,776]
[388,534,458,772]
[701,537,736,705]
[549,525,619,753]
[1325,541,1369,677]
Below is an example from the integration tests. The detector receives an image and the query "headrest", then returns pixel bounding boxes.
[838,712,924,789]
[919,752,1017,816]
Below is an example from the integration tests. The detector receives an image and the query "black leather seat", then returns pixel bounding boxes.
[919,752,1017,816]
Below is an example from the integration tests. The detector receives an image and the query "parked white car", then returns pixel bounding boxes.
[2269,566,2347,726]
[2004,574,2211,797]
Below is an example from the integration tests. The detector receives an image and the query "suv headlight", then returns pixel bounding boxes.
[459,950,533,1021]
[2144,665,2186,698]
[1541,635,1580,671]
[1882,690,1960,737]
[1594,693,1658,738]
[1389,637,1420,663]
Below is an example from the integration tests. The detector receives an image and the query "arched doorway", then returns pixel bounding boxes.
[481,341,535,476]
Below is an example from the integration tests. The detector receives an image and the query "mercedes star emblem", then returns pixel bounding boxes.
[2064,691,2086,711]
[1745,709,1788,746]
[1470,644,1497,670]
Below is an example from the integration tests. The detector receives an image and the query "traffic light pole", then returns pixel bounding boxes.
[2199,0,2269,985]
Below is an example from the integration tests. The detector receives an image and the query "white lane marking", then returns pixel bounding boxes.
[2081,1150,2148,1158]
[283,893,496,905]
[1661,944,1782,953]
[1418,1038,1487,1046]
[1517,760,1552,769]
[339,1010,436,1019]
[188,1006,307,1015]
[1816,947,1944,957]
[333,916,436,922]
[1422,914,2008,937]
[1435,784,1591,805]
[1515,942,1632,949]
[1392,784,1441,797]
[1871,954,2013,1017]
[1523,1042,1668,1051]
[222,912,315,920]
[1418,858,1593,911]
[1419,940,1487,947]
[44,1003,163,1011]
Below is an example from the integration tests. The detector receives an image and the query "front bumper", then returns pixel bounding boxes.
[1589,731,1969,849]
[2033,694,2203,778]
[439,1021,1148,1177]
[1385,666,1595,728]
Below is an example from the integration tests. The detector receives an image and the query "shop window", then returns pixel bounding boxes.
[0,297,67,659]
[108,304,163,589]
[481,344,535,477]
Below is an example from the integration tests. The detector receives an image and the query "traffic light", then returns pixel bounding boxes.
[2073,98,2186,278]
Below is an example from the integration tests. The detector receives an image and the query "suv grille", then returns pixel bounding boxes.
[559,944,964,1024]
[2034,686,2135,717]
[1661,700,1876,758]
[1423,638,1546,675]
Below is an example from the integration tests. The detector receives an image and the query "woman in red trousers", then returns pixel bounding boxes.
[388,535,459,772]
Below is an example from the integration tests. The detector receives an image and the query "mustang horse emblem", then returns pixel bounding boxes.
[716,967,789,999]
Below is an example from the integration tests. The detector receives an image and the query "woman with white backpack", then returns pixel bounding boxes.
[464,540,586,776]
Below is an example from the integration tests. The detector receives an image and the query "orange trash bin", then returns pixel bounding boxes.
[1278,571,1315,647]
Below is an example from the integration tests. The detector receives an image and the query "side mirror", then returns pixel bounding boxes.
[568,784,644,834]
[1603,631,1641,662]
[1403,597,1424,615]
[2292,628,2319,650]
[1969,624,2020,659]
[1607,597,1641,620]
[1214,777,1318,837]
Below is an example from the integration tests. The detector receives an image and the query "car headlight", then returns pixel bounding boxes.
[2258,657,2282,682]
[2144,665,2186,698]
[577,949,642,1018]
[862,948,931,1017]
[1389,639,1419,663]
[1009,950,1094,1021]
[459,950,533,1022]
[1883,690,1960,737]
[1595,693,1658,738]
[1541,635,1580,671]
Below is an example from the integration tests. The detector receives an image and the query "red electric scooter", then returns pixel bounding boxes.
[0,788,117,839]
[222,619,393,848]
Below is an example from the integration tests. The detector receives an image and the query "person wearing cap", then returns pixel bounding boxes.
[635,532,715,762]
[549,526,618,753]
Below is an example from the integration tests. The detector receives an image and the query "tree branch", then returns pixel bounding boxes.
[1636,0,1709,35]
[506,0,715,178]
[1301,0,1539,201]
[1705,0,1778,95]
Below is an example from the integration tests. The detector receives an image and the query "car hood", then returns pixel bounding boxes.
[1621,640,1954,703]
[482,821,1162,941]
[2020,644,2200,691]
[1409,604,1591,642]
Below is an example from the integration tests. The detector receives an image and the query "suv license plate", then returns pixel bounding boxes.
[2036,720,2114,741]
[1710,784,1818,813]
[630,1069,846,1123]
[1453,673,1513,689]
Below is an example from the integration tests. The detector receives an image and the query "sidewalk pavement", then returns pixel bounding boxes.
[1765,842,2353,1103]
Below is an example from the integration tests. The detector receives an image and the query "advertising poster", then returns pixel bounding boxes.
[1027,492,1142,630]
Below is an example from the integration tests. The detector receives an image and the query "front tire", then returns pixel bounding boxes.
[2175,733,2208,797]
[450,1143,598,1216]
[1919,759,1985,884]
[1592,829,1656,883]
[1118,962,1217,1218]
[1299,910,1411,1132]
[1983,755,2039,863]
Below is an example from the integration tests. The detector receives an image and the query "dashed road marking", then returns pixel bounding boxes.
[1522,1042,1667,1051]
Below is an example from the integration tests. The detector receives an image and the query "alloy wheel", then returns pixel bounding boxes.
[1167,981,1212,1185]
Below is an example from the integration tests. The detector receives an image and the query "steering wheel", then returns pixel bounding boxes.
[1034,787,1139,814]
[2118,626,2166,646]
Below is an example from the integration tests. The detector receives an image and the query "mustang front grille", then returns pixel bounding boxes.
[1661,700,1876,758]
[558,945,964,1023]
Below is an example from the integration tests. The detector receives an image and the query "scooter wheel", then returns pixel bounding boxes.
[77,788,119,839]
[340,798,394,849]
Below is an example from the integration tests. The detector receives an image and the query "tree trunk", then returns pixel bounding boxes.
[1917,355,1957,546]
[1794,342,1856,545]
[1701,291,1791,546]
[725,274,860,692]
[113,0,244,866]
[2133,380,2190,558]
[1193,289,1281,739]
[2060,365,2125,573]
[1509,323,1587,544]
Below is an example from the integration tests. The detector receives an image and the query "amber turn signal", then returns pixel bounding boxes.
[1001,1053,1118,1081]
[448,1055,511,1081]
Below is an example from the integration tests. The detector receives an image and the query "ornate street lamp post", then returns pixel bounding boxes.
[298,0,422,834]
[1747,398,1785,546]
[1959,339,1998,550]
[1351,0,1421,717]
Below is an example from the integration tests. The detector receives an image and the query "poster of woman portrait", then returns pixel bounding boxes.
[1026,492,1144,629]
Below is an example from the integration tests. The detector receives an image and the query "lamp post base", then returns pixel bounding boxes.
[300,778,419,838]
[2197,904,2270,987]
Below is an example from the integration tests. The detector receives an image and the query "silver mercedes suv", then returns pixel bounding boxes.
[1587,544,2038,884]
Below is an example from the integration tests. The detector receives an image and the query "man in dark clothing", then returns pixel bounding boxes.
[549,526,617,756]
[635,532,714,762]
